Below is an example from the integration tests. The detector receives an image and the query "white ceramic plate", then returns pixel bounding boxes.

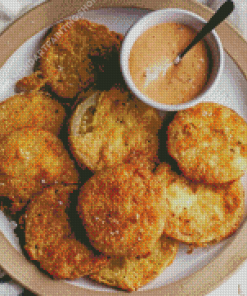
[0,7,246,293]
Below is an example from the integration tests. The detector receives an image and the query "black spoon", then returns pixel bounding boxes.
[174,0,234,64]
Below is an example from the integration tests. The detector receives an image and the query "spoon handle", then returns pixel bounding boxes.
[179,0,234,60]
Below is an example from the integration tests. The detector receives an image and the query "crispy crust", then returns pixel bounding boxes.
[77,162,167,257]
[39,19,123,99]
[16,71,47,92]
[23,187,108,279]
[69,85,161,171]
[0,91,66,140]
[167,102,247,183]
[156,163,245,246]
[0,128,79,213]
[90,235,178,292]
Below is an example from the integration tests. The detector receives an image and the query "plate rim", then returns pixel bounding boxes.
[0,0,247,295]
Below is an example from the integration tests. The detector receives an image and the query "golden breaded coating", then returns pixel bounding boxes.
[0,128,79,213]
[77,162,167,257]
[39,19,123,98]
[23,188,71,257]
[0,91,66,140]
[156,163,244,246]
[69,85,161,171]
[0,174,44,214]
[40,238,107,279]
[16,71,47,92]
[90,235,178,291]
[167,102,247,183]
[23,187,108,279]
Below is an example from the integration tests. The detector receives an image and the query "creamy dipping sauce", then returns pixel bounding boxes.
[129,23,210,105]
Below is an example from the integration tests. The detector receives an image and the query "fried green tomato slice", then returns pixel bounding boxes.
[77,162,167,257]
[156,163,244,246]
[23,187,108,279]
[69,85,161,171]
[90,235,178,291]
[167,102,247,183]
[39,19,123,99]
[0,91,66,140]
[0,128,79,213]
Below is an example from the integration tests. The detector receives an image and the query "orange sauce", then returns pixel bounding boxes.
[129,23,210,105]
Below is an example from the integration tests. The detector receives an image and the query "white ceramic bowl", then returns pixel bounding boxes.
[120,8,224,111]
